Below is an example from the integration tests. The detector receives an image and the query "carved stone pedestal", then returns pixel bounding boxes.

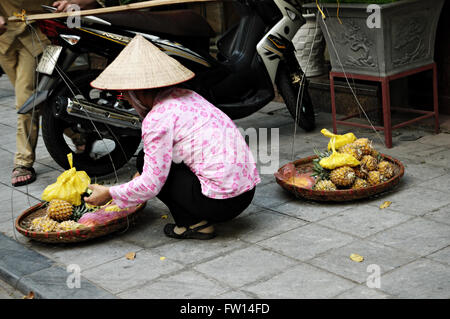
[305,0,444,77]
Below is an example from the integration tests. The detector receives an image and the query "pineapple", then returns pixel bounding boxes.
[353,138,373,155]
[30,215,59,232]
[378,161,395,179]
[47,199,73,222]
[71,203,92,222]
[314,180,337,191]
[312,149,331,181]
[352,178,369,189]
[354,166,367,179]
[56,220,85,232]
[338,143,363,160]
[360,155,378,171]
[367,171,382,186]
[330,166,356,188]
[370,148,380,159]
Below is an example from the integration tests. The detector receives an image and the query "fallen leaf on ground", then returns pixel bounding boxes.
[350,253,364,262]
[161,215,168,219]
[125,252,136,260]
[23,291,35,299]
[380,201,392,209]
[160,256,166,261]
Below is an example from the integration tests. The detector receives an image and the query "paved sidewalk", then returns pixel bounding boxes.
[0,75,449,299]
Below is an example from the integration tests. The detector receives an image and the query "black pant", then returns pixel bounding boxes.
[137,151,256,227]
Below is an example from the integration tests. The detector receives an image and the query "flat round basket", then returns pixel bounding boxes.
[15,202,145,244]
[275,154,405,202]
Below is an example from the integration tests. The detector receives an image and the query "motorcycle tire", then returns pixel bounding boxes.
[41,70,141,177]
[276,64,316,132]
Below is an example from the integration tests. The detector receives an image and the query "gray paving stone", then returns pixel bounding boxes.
[33,239,144,271]
[0,278,23,299]
[118,270,228,299]
[424,205,450,226]
[423,149,450,168]
[194,246,297,289]
[17,265,115,299]
[376,186,450,216]
[417,133,450,147]
[234,112,292,132]
[335,285,391,299]
[152,235,248,266]
[309,239,418,283]
[114,207,180,249]
[402,163,449,182]
[217,209,307,243]
[243,263,355,299]
[421,174,450,193]
[427,246,450,265]
[370,218,450,256]
[0,96,16,109]
[252,182,295,209]
[258,224,355,261]
[384,142,447,163]
[278,135,321,159]
[377,258,450,298]
[318,205,412,238]
[214,289,254,299]
[82,249,185,294]
[0,219,19,239]
[0,188,41,223]
[0,233,54,284]
[269,201,351,222]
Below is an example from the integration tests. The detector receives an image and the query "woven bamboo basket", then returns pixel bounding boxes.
[275,154,405,202]
[15,202,145,244]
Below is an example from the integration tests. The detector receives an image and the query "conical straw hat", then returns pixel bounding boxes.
[91,34,195,90]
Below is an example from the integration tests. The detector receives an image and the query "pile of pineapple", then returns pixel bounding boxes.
[313,137,395,191]
[29,198,95,233]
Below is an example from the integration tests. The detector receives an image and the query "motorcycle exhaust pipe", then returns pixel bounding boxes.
[61,98,141,130]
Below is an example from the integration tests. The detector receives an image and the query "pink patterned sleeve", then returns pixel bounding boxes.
[109,120,174,208]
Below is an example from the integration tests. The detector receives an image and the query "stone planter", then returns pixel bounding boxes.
[292,13,327,77]
[304,0,445,77]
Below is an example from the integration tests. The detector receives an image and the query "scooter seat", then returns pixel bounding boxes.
[98,10,215,38]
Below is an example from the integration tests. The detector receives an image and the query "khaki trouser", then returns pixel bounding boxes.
[0,39,40,168]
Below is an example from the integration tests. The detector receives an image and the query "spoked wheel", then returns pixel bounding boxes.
[42,70,141,178]
[276,63,316,132]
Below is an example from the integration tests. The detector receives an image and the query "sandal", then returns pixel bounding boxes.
[12,166,36,187]
[164,223,216,240]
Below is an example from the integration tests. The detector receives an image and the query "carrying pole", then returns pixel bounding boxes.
[8,0,230,22]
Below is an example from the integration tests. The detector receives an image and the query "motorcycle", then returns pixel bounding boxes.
[19,0,316,177]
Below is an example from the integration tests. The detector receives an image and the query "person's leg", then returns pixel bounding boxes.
[12,44,39,186]
[14,44,39,167]
[156,162,255,238]
[156,163,207,228]
[0,43,35,186]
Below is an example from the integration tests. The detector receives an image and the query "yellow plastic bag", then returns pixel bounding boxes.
[320,137,360,170]
[321,128,357,150]
[41,153,91,206]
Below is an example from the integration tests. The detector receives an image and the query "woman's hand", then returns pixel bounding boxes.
[84,184,112,206]
[0,16,7,36]
[52,0,100,12]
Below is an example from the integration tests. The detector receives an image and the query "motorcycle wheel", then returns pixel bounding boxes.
[41,70,141,177]
[276,64,316,132]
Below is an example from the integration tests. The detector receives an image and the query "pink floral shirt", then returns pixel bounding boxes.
[110,88,261,208]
